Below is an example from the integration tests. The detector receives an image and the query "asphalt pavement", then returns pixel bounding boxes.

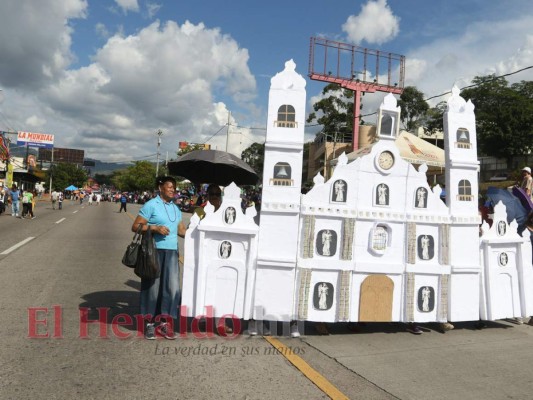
[1,199,533,400]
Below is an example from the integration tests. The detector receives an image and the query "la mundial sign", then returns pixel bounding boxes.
[17,131,54,149]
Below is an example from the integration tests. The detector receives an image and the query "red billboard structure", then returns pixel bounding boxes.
[308,37,405,151]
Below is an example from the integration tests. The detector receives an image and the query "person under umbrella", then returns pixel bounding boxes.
[131,176,187,339]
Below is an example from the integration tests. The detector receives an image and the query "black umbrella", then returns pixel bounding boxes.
[167,149,259,186]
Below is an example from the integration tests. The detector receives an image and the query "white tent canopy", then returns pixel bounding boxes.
[342,130,444,168]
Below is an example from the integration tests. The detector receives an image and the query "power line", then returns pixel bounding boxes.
[202,125,227,144]
[425,65,533,101]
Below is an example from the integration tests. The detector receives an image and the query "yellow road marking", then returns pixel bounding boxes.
[263,336,349,400]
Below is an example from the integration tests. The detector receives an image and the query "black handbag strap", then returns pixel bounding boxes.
[132,224,143,242]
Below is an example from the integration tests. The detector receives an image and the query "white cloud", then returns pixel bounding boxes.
[25,115,47,129]
[0,0,87,89]
[404,16,533,105]
[95,23,110,38]
[115,0,139,13]
[146,2,162,19]
[342,0,400,45]
[37,20,257,160]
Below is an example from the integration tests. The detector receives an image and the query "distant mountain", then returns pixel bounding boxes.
[85,158,133,175]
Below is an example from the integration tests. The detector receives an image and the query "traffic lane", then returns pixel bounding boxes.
[0,199,86,260]
[0,202,328,399]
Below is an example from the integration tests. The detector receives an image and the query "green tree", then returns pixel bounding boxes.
[306,83,354,142]
[461,75,533,159]
[423,101,447,137]
[241,142,265,179]
[94,173,113,186]
[111,161,157,192]
[46,163,88,191]
[398,86,429,132]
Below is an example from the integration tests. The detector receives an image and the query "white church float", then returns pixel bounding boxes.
[182,60,533,333]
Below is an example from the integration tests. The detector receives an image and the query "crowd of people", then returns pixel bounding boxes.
[0,184,37,219]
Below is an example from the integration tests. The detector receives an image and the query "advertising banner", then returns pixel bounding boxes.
[0,135,9,161]
[17,131,54,148]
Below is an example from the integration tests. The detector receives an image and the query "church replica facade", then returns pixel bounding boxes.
[182,60,533,331]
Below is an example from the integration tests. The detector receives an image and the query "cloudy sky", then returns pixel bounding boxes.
[0,0,532,163]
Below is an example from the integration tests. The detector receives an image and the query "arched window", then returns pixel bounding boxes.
[270,162,293,186]
[275,105,297,128]
[372,225,389,252]
[456,128,471,149]
[458,179,473,201]
[379,114,394,136]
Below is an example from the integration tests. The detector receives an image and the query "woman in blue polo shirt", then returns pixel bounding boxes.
[132,176,187,340]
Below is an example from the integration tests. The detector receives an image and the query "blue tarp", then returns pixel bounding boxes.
[65,185,78,191]
[486,186,528,228]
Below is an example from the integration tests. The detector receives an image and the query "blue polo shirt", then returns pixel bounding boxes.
[9,189,20,202]
[139,195,182,250]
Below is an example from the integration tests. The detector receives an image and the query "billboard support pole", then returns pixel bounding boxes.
[49,148,54,192]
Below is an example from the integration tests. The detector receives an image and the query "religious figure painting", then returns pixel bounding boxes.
[498,252,508,267]
[331,179,347,203]
[315,229,337,257]
[219,241,232,259]
[415,187,428,208]
[497,221,507,236]
[376,183,389,206]
[313,282,334,311]
[417,286,435,312]
[224,207,236,225]
[417,235,435,260]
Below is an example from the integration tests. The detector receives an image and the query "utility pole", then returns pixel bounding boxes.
[225,111,231,152]
[155,129,163,177]
[49,147,54,192]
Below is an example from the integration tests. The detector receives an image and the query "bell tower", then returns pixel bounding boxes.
[444,85,479,217]
[254,60,306,321]
[443,85,481,321]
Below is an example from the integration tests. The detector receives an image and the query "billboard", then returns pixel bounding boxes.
[39,148,84,164]
[17,131,54,148]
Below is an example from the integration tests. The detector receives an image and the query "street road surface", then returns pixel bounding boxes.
[1,199,533,399]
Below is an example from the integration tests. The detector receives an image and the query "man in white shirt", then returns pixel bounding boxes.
[51,189,58,210]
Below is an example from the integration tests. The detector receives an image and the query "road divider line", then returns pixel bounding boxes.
[263,336,349,400]
[73,210,78,214]
[56,218,66,224]
[1,237,35,255]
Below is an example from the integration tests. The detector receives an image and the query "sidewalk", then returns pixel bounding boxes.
[300,319,533,400]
